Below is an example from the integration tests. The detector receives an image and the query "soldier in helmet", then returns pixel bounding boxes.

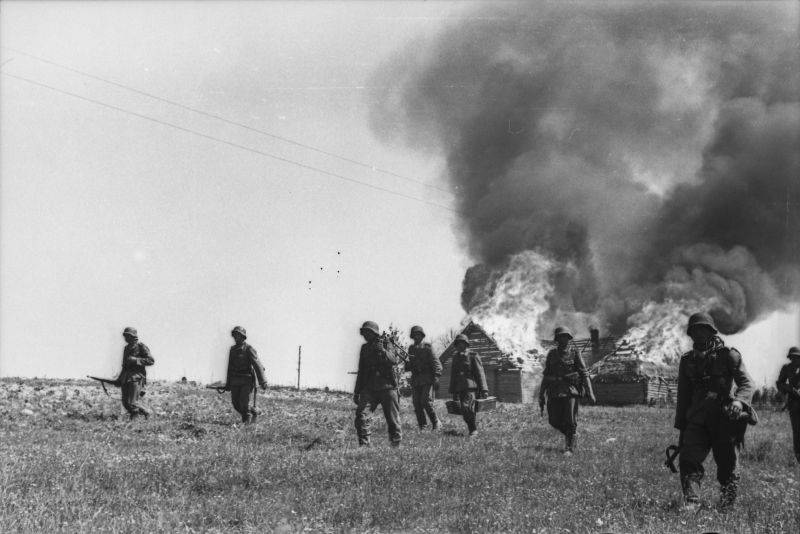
[448,334,488,437]
[406,325,442,430]
[118,327,154,420]
[539,326,595,455]
[776,346,800,464]
[224,326,267,424]
[674,312,755,510]
[353,321,402,446]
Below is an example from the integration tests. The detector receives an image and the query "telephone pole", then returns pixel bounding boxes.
[296,345,302,390]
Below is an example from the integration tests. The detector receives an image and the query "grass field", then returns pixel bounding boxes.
[1,378,798,533]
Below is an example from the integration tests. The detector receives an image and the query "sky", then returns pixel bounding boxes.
[1,1,797,390]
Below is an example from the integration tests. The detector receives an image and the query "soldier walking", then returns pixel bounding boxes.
[448,334,488,437]
[674,312,756,510]
[225,326,267,424]
[353,321,402,446]
[539,326,595,455]
[776,346,800,464]
[406,325,442,430]
[118,327,154,420]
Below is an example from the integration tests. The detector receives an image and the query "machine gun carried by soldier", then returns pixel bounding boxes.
[87,375,120,396]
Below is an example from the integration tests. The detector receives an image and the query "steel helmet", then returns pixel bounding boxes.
[360,321,380,336]
[453,334,470,346]
[686,312,717,335]
[231,326,247,339]
[553,326,573,340]
[122,327,138,338]
[788,346,800,359]
[410,325,425,338]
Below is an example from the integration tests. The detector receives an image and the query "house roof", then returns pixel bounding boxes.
[540,336,618,359]
[589,348,679,383]
[440,322,510,368]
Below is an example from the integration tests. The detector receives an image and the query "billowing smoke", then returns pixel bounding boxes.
[370,2,799,356]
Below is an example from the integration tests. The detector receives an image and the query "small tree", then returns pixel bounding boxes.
[433,327,460,356]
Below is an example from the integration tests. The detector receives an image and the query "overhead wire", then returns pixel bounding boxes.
[1,46,452,195]
[1,69,461,214]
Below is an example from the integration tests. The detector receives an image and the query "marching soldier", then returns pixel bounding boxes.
[225,326,267,424]
[118,327,154,420]
[539,326,595,455]
[776,346,800,464]
[354,321,402,446]
[448,334,488,437]
[406,325,442,430]
[674,312,755,510]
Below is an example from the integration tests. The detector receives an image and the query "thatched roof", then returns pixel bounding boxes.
[440,322,511,368]
[589,348,679,383]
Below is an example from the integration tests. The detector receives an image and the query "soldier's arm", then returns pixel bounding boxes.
[674,357,690,430]
[448,359,455,394]
[575,352,595,400]
[541,352,558,384]
[431,347,443,378]
[471,354,488,393]
[138,344,154,366]
[378,342,399,367]
[775,365,792,395]
[247,346,267,387]
[727,348,754,405]
[354,347,366,394]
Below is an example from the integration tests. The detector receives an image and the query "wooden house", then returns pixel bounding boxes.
[588,345,679,405]
[437,322,539,404]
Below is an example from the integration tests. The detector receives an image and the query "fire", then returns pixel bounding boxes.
[619,300,696,365]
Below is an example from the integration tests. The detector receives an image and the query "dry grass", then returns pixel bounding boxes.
[1,377,798,533]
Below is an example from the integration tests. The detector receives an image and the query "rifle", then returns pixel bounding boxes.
[664,444,680,473]
[87,375,120,396]
[205,381,228,394]
[381,332,410,363]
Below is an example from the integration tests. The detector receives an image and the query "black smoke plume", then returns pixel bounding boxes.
[370,2,799,339]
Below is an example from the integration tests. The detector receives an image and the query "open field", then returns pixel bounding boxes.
[1,378,798,533]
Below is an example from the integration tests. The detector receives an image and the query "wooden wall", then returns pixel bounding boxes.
[594,378,678,405]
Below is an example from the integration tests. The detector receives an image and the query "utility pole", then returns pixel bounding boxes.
[296,345,302,391]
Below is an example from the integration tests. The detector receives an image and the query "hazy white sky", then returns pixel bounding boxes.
[1,1,797,390]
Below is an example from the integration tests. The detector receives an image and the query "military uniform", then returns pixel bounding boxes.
[406,340,442,429]
[226,327,267,424]
[448,338,488,435]
[540,345,591,451]
[118,328,154,420]
[675,315,754,508]
[354,323,402,446]
[775,347,800,463]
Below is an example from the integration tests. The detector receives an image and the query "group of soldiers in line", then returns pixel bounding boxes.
[109,312,800,510]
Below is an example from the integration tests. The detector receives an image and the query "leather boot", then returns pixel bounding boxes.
[719,479,738,510]
[681,475,701,509]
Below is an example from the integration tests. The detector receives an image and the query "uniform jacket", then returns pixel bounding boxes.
[226,342,266,388]
[448,350,487,394]
[405,342,442,387]
[674,337,754,431]
[118,341,154,384]
[354,338,400,393]
[776,361,800,407]
[541,346,589,398]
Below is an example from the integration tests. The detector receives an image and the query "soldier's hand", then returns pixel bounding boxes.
[353,394,360,405]
[589,394,597,404]
[727,400,743,418]
[260,383,268,391]
[479,390,489,399]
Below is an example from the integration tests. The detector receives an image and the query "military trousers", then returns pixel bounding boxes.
[455,390,478,433]
[355,389,402,445]
[679,408,740,486]
[412,383,439,428]
[121,376,148,419]
[547,396,579,437]
[230,384,257,423]
[788,400,800,462]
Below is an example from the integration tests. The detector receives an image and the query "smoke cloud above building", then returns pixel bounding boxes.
[369,2,799,355]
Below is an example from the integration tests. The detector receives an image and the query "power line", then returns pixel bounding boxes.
[1,46,452,195]
[2,70,460,214]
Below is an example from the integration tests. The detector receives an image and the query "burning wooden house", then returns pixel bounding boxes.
[588,344,679,405]
[539,327,619,367]
[436,322,539,404]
